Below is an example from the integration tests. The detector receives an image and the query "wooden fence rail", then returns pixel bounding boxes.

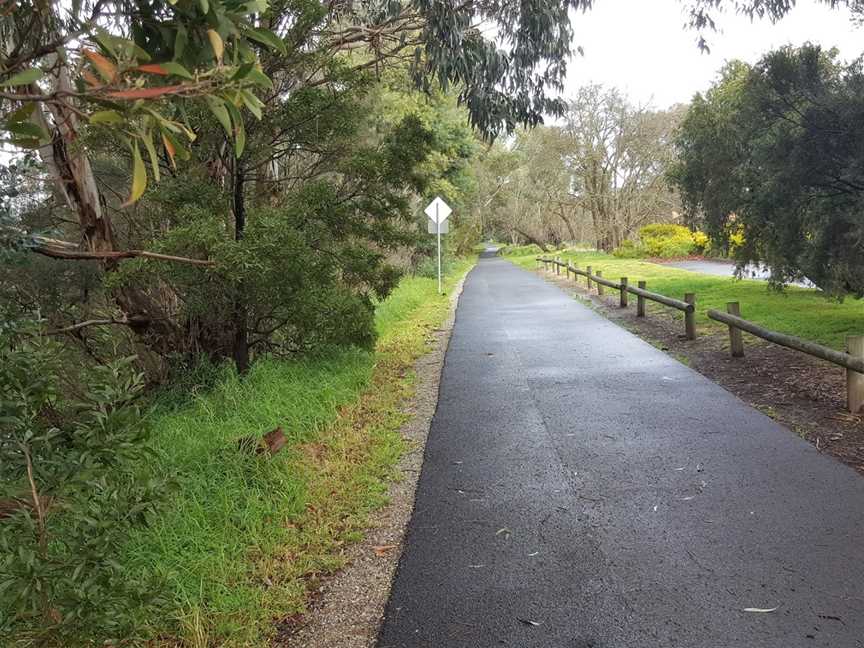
[533,257,864,413]
[538,256,696,340]
[707,303,864,412]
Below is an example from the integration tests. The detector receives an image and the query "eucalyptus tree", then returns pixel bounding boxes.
[562,86,683,251]
[0,0,598,372]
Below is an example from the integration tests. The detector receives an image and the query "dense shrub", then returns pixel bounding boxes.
[611,224,715,259]
[692,230,710,254]
[0,318,167,645]
[638,223,696,257]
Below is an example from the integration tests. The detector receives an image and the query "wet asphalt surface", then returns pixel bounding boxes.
[376,253,864,648]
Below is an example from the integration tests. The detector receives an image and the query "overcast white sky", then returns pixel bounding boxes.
[563,0,863,108]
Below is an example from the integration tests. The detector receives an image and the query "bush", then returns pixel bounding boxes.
[501,244,544,257]
[612,240,646,258]
[692,230,710,254]
[0,318,167,645]
[728,223,746,254]
[414,252,452,278]
[638,223,697,258]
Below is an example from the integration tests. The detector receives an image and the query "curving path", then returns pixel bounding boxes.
[376,252,864,648]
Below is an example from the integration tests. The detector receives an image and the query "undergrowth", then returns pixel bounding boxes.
[119,258,475,646]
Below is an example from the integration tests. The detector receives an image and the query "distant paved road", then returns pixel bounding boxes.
[660,259,815,288]
[376,252,864,648]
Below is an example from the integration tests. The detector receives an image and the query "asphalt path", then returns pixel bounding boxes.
[376,252,864,648]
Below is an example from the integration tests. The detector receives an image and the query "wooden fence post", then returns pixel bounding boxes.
[637,281,646,317]
[555,256,561,275]
[586,265,592,290]
[620,277,628,308]
[596,270,604,295]
[684,293,696,340]
[572,264,579,282]
[727,302,744,357]
[846,335,864,413]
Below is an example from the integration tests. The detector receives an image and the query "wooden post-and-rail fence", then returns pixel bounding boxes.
[708,303,864,413]
[533,256,864,414]
[537,256,696,341]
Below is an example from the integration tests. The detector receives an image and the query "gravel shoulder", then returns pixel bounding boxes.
[276,273,469,648]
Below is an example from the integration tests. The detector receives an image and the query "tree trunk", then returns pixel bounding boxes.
[34,65,181,357]
[557,207,577,243]
[513,227,549,252]
[232,158,250,375]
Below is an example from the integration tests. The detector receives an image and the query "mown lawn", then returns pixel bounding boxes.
[506,249,864,350]
[122,259,475,646]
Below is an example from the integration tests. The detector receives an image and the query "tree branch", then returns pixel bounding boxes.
[29,236,215,267]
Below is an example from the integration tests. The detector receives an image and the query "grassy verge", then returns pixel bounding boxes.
[506,250,864,350]
[123,258,475,646]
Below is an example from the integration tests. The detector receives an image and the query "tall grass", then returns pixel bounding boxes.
[122,258,476,645]
[510,250,864,350]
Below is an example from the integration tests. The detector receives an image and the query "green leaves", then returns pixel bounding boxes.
[1,68,43,86]
[159,61,194,80]
[122,141,147,207]
[205,95,232,137]
[243,26,287,55]
[204,94,250,157]
[207,29,224,64]
[2,103,48,149]
[0,320,166,643]
[225,100,246,157]
[89,110,124,125]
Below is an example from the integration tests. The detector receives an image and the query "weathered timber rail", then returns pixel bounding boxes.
[538,256,696,340]
[709,303,864,412]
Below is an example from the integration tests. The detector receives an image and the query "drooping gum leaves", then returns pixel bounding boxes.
[204,95,231,137]
[243,27,287,55]
[122,141,147,207]
[2,68,44,86]
[161,131,176,168]
[83,49,117,82]
[141,128,161,182]
[89,110,124,124]
[224,100,245,157]
[207,30,224,64]
[137,63,169,76]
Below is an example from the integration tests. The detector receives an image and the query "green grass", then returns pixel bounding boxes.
[122,258,476,646]
[509,250,864,350]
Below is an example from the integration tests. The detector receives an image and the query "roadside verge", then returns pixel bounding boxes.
[274,264,471,647]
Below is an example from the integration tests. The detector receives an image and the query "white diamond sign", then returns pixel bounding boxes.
[424,196,451,223]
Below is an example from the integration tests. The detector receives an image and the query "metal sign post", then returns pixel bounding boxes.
[436,202,442,294]
[424,196,452,294]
